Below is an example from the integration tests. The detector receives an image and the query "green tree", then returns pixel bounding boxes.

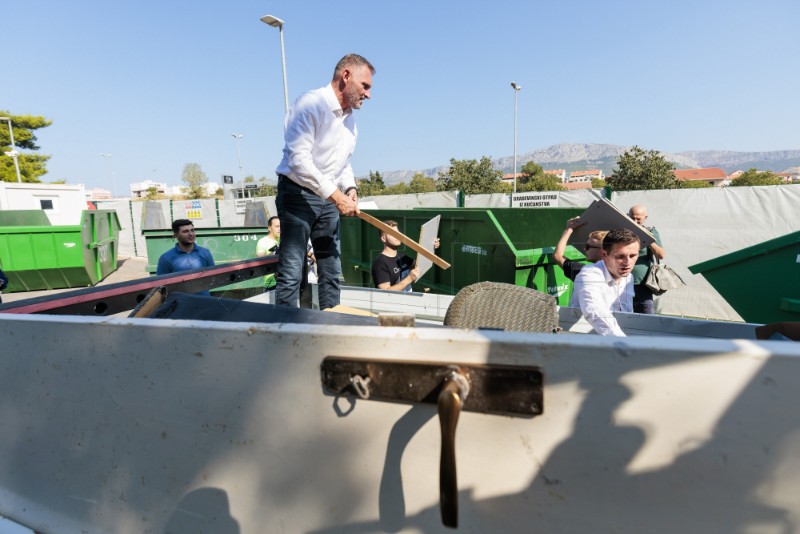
[730,168,782,187]
[679,180,712,189]
[358,170,386,196]
[181,163,209,199]
[516,162,564,192]
[591,178,607,188]
[436,156,504,194]
[607,146,678,191]
[0,111,53,183]
[521,175,565,192]
[384,182,409,195]
[145,186,159,200]
[407,173,437,194]
[256,180,277,197]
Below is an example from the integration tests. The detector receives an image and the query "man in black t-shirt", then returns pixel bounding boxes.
[371,220,419,292]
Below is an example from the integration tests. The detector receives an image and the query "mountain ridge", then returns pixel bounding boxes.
[369,143,800,184]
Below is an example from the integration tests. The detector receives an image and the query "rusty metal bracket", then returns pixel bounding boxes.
[320,357,543,416]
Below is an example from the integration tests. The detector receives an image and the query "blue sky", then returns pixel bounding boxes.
[4,0,798,193]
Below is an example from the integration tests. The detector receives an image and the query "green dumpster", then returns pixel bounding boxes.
[0,210,52,226]
[689,230,800,324]
[340,207,585,305]
[0,210,121,292]
[142,226,270,297]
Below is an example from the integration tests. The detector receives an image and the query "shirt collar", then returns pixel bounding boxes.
[175,243,196,254]
[322,83,351,118]
[599,260,626,285]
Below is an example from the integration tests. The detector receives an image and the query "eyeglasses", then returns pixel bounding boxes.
[584,245,601,250]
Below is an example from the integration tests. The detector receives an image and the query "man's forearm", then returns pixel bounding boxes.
[387,275,414,291]
[554,228,572,265]
[649,242,666,260]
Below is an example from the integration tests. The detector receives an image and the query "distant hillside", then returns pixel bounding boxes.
[369,143,800,185]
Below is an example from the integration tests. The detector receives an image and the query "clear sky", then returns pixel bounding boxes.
[4,0,798,193]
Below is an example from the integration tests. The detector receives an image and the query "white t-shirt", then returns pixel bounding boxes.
[256,235,279,257]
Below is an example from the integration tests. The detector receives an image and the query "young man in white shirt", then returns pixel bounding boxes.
[569,228,640,336]
[274,53,375,310]
[256,216,281,290]
[256,216,281,257]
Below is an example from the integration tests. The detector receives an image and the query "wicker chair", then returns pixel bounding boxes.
[443,281,560,333]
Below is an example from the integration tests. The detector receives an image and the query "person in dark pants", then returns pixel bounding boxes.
[274,53,375,310]
[628,205,666,314]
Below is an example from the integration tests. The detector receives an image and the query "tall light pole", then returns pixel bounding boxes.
[0,116,22,183]
[100,153,116,198]
[260,14,289,113]
[231,133,244,179]
[510,82,522,195]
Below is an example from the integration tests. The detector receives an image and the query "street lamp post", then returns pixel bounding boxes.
[100,153,116,198]
[510,82,522,195]
[260,14,289,113]
[231,133,244,177]
[0,116,22,183]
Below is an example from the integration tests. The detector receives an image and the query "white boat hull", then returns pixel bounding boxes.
[1,312,799,533]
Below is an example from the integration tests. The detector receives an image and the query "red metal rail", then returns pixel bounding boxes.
[0,256,278,316]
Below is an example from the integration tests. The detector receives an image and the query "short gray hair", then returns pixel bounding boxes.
[333,54,375,79]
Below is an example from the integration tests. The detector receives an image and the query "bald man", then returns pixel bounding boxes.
[628,205,667,314]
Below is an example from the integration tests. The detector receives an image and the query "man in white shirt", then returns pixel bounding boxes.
[255,216,281,290]
[569,228,640,336]
[274,54,374,309]
[255,216,281,257]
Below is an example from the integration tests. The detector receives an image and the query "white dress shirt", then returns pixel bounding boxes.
[569,260,633,336]
[275,84,358,200]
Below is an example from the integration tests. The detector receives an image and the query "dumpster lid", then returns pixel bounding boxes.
[689,229,800,274]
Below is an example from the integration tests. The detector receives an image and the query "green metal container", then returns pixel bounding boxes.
[142,226,270,297]
[341,207,585,305]
[0,210,121,292]
[0,210,52,227]
[689,230,800,324]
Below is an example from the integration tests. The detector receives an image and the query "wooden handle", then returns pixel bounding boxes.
[357,212,451,270]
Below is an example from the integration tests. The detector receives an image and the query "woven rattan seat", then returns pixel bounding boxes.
[444,282,559,333]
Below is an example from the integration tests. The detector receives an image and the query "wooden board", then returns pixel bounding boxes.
[415,215,441,277]
[357,212,451,270]
[568,198,655,248]
[324,305,377,317]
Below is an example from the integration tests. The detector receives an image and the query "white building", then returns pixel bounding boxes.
[0,182,89,225]
[85,187,112,201]
[130,180,168,198]
[568,169,604,183]
[167,182,222,197]
[544,169,567,182]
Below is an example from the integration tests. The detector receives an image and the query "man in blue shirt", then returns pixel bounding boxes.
[157,219,215,277]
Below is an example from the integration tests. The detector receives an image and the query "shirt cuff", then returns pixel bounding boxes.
[316,182,337,199]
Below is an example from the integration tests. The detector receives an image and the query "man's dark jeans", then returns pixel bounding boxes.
[633,284,654,314]
[275,176,341,310]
